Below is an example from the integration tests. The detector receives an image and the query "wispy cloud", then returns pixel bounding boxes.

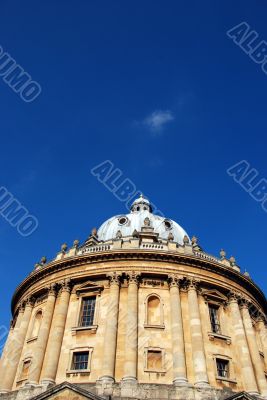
[143,110,174,134]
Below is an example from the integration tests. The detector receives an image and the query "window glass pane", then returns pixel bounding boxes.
[79,297,96,327]
[72,351,89,370]
[216,359,229,378]
[209,305,220,333]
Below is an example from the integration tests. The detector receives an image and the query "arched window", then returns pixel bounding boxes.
[31,311,42,338]
[145,294,164,327]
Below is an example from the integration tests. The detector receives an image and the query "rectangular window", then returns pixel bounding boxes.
[147,350,162,371]
[79,297,96,327]
[216,359,229,378]
[72,351,89,370]
[209,304,221,334]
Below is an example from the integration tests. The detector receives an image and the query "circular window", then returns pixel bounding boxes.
[118,216,128,225]
[164,219,172,230]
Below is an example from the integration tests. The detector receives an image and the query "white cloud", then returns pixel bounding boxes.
[143,110,174,134]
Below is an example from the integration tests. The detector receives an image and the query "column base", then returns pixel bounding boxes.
[0,390,10,394]
[173,377,189,387]
[97,375,115,384]
[194,381,210,388]
[121,376,137,384]
[40,379,55,387]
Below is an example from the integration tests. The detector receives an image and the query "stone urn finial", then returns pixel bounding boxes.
[183,235,189,245]
[61,243,68,252]
[191,236,198,245]
[40,256,47,265]
[229,256,236,266]
[220,249,226,259]
[73,239,79,248]
[91,227,97,237]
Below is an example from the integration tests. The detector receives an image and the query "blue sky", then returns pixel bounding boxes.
[0,0,267,331]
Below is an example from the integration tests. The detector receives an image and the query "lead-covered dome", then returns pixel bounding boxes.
[97,195,190,245]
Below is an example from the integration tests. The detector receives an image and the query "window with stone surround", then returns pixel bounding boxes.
[67,347,93,374]
[213,355,236,383]
[145,348,165,373]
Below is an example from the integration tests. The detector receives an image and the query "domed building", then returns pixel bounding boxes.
[0,195,267,400]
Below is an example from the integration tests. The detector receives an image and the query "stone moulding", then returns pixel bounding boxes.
[11,249,267,316]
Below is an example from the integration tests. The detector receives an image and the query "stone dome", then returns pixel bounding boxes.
[97,195,190,245]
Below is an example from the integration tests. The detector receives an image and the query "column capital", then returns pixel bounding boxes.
[24,296,35,308]
[46,283,57,297]
[168,274,184,288]
[228,290,241,303]
[107,272,121,286]
[126,271,140,285]
[239,297,251,310]
[185,276,200,292]
[59,278,71,294]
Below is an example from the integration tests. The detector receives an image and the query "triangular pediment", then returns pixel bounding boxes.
[225,391,257,400]
[30,381,105,400]
[202,289,228,304]
[75,280,104,295]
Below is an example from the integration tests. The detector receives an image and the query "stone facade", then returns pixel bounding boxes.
[0,196,266,400]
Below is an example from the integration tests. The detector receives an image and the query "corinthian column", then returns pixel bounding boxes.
[122,272,139,383]
[228,293,258,396]
[240,301,267,397]
[99,273,121,383]
[41,279,71,384]
[168,275,187,386]
[257,316,267,371]
[0,299,33,393]
[28,284,57,384]
[187,278,209,387]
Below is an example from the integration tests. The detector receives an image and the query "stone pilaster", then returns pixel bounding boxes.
[28,284,57,385]
[240,300,267,397]
[228,293,259,396]
[187,278,209,387]
[168,275,188,386]
[0,299,33,393]
[41,279,71,384]
[257,316,267,371]
[99,273,121,383]
[122,272,139,383]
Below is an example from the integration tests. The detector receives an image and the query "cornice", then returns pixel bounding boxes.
[11,249,267,315]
